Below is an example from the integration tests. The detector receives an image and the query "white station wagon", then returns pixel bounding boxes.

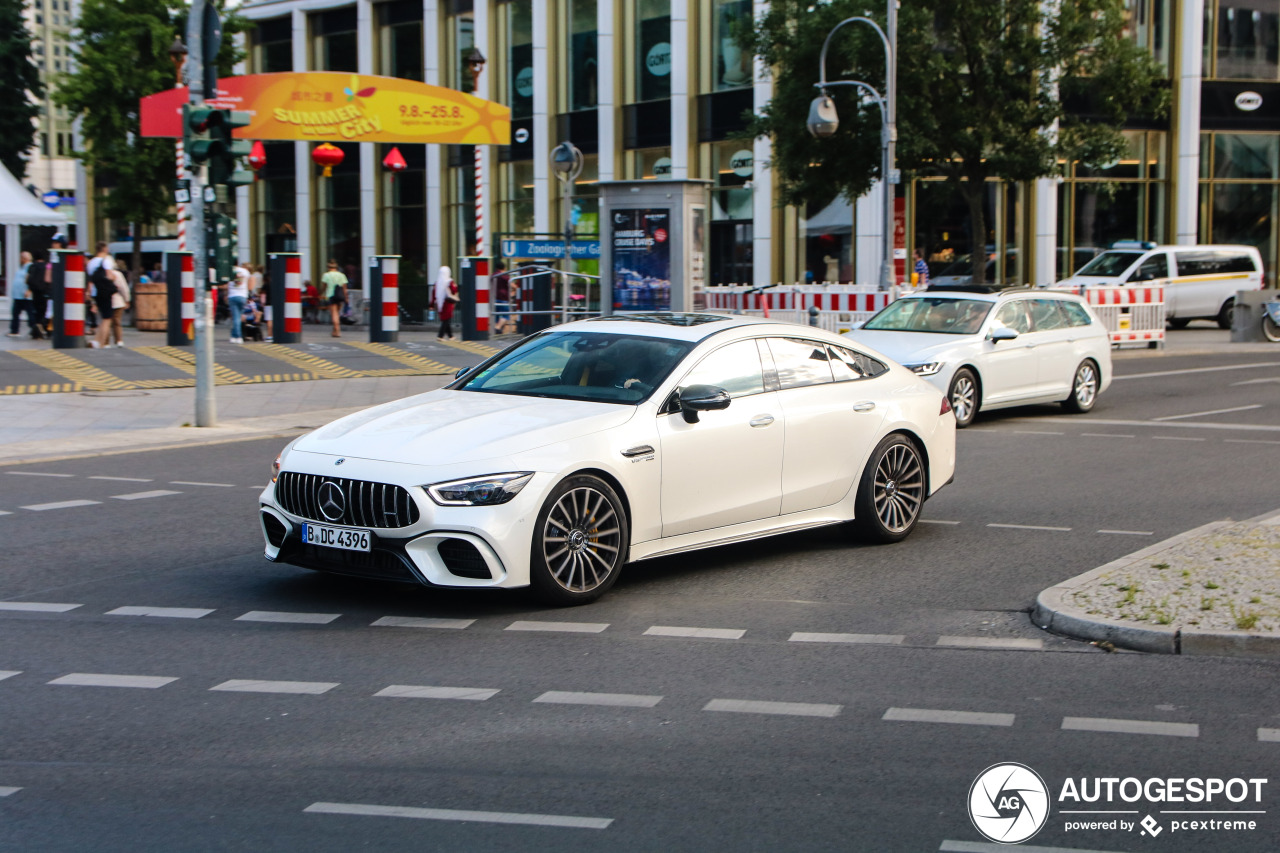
[846,290,1112,428]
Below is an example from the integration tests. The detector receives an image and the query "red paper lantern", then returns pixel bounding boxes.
[311,143,344,178]
[247,140,267,173]
[382,146,407,181]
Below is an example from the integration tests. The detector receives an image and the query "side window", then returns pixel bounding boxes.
[1029,299,1070,331]
[678,339,765,399]
[993,301,1032,334]
[1224,252,1259,274]
[1060,301,1094,327]
[828,345,887,381]
[1132,253,1168,281]
[765,338,834,389]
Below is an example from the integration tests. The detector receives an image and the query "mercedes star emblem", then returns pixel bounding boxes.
[335,458,345,466]
[318,481,346,521]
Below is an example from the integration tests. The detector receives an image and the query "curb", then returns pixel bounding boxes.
[1033,514,1280,659]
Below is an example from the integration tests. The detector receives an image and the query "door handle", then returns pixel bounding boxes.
[852,401,876,413]
[749,414,775,427]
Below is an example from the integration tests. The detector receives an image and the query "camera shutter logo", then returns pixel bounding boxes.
[318,481,346,522]
[968,763,1050,844]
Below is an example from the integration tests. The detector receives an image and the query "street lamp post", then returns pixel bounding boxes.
[807,8,898,294]
[465,48,487,257]
[551,140,584,325]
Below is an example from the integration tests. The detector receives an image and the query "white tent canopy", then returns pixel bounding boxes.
[1,160,68,299]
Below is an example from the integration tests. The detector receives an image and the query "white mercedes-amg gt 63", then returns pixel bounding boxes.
[259,313,957,605]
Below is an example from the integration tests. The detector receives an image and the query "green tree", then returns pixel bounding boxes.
[0,0,44,179]
[55,0,247,276]
[748,0,1168,283]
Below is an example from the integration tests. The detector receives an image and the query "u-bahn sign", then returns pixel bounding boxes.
[141,72,510,145]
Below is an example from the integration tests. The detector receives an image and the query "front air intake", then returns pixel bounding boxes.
[438,538,491,580]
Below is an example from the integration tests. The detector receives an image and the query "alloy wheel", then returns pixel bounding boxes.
[1073,363,1098,409]
[873,442,924,534]
[540,486,623,593]
[950,373,976,426]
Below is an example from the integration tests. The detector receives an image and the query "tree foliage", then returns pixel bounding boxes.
[748,0,1169,281]
[0,0,44,179]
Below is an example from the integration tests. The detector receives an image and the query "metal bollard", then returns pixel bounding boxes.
[809,304,820,326]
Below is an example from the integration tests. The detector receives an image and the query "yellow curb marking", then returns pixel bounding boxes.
[11,350,132,391]
[342,341,456,374]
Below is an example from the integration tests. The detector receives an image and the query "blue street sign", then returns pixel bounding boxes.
[500,239,601,260]
[41,191,61,209]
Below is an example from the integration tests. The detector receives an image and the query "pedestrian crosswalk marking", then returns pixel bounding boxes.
[11,350,131,391]
[243,343,361,378]
[344,340,455,374]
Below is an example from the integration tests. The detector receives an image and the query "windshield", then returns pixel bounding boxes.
[454,331,694,404]
[1074,251,1142,278]
[863,298,993,335]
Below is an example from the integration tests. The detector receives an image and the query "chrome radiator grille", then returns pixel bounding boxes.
[275,472,420,529]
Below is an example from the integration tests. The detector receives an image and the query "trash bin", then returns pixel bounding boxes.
[133,281,168,331]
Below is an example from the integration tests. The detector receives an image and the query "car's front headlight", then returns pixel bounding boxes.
[271,438,300,483]
[426,472,535,507]
[906,362,944,377]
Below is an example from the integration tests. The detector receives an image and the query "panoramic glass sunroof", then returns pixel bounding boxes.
[586,313,732,327]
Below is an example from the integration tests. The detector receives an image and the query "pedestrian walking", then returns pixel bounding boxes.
[321,259,348,338]
[913,248,930,289]
[6,251,33,338]
[95,267,129,348]
[86,244,118,347]
[434,265,458,341]
[492,261,515,335]
[26,252,49,339]
[226,263,250,343]
[302,279,320,324]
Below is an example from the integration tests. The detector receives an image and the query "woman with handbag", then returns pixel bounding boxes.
[321,258,348,338]
[434,266,459,341]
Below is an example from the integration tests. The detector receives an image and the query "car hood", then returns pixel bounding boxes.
[294,390,637,465]
[846,330,973,366]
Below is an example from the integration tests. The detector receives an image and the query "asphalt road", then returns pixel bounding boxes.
[1,350,1278,852]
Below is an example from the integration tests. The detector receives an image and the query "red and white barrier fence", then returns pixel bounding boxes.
[180,254,195,340]
[704,284,894,331]
[282,255,302,337]
[1055,284,1165,348]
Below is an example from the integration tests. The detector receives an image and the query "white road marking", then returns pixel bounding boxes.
[0,671,20,681]
[1034,416,1280,433]
[1098,529,1154,536]
[1232,376,1280,386]
[0,787,21,797]
[534,691,663,708]
[236,611,340,625]
[49,673,177,689]
[111,490,182,501]
[1114,361,1280,381]
[0,601,81,612]
[644,626,745,640]
[506,620,609,634]
[921,519,962,525]
[1011,430,1065,435]
[89,476,153,482]
[987,523,1072,532]
[941,841,1131,853]
[1153,404,1263,422]
[884,707,1015,727]
[789,632,905,645]
[375,685,499,701]
[1062,716,1199,737]
[1225,438,1280,445]
[210,679,337,695]
[0,511,10,516]
[170,481,236,488]
[703,699,841,718]
[6,471,73,478]
[1152,435,1205,441]
[371,616,475,630]
[21,500,100,511]
[1257,728,1280,742]
[937,636,1044,651]
[107,606,213,619]
[303,802,613,830]
[1081,433,1134,439]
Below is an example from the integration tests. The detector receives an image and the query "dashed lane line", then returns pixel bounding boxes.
[506,620,610,634]
[0,602,81,612]
[1225,438,1280,445]
[937,636,1044,651]
[534,691,663,708]
[106,606,213,619]
[20,500,101,511]
[1033,416,1280,433]
[790,632,905,645]
[884,707,1015,727]
[374,685,499,701]
[1259,728,1280,742]
[0,787,21,797]
[1098,529,1154,536]
[170,480,235,488]
[0,511,9,517]
[1153,404,1264,422]
[5,471,73,478]
[987,523,1072,532]
[921,519,962,525]
[303,802,613,830]
[210,679,338,695]
[11,349,131,391]
[48,673,178,689]
[1151,435,1206,442]
[371,616,475,630]
[1114,361,1280,381]
[1081,433,1135,439]
[88,476,153,482]
[1062,716,1199,738]
[112,490,182,501]
[643,625,745,640]
[342,340,457,374]
[0,671,20,681]
[703,699,842,718]
[235,610,340,625]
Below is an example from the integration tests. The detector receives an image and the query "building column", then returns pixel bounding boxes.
[532,0,550,234]
[597,0,616,183]
[1174,0,1204,244]
[358,0,376,293]
[424,0,442,276]
[855,182,885,286]
[751,0,772,286]
[474,0,491,255]
[670,0,689,179]
[234,31,250,263]
[1033,178,1059,286]
[292,8,312,284]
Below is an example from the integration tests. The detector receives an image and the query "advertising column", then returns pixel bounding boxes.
[610,209,672,311]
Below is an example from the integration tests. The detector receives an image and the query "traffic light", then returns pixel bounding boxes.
[184,105,218,166]
[209,110,255,188]
[206,212,237,283]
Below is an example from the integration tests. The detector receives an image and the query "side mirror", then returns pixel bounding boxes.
[990,327,1018,343]
[454,366,472,379]
[678,384,731,424]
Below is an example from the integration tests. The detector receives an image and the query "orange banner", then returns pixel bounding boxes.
[141,72,510,145]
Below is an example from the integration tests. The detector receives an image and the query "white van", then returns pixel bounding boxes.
[1054,243,1264,328]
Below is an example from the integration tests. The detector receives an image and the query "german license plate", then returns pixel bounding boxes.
[301,522,371,552]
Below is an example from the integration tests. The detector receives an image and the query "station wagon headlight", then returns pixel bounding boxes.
[426,472,535,506]
[906,362,944,376]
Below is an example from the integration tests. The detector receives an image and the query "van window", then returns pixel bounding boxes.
[1131,253,1168,282]
[1174,251,1257,277]
[1075,251,1143,278]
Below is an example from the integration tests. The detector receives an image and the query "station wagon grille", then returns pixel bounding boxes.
[276,472,420,529]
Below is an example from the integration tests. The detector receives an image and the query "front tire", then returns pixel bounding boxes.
[1263,313,1280,343]
[1217,298,1235,330]
[529,474,628,606]
[1167,317,1190,330]
[852,434,925,544]
[947,368,979,428]
[1062,359,1100,413]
